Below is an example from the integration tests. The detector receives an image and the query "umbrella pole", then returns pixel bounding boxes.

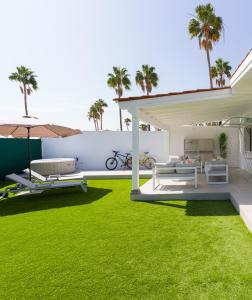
[27,127,32,181]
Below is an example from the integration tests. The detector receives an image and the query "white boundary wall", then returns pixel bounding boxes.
[169,126,240,167]
[42,127,241,170]
[42,131,169,170]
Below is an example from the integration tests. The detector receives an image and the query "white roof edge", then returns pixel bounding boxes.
[230,50,252,87]
[119,88,232,111]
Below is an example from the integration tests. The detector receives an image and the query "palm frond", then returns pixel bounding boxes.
[211,58,232,87]
[137,65,159,95]
[9,66,38,90]
[188,3,223,52]
[107,66,131,97]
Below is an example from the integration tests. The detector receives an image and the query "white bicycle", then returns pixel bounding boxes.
[127,152,156,169]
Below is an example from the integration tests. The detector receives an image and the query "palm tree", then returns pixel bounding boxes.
[188,3,223,88]
[135,65,158,131]
[139,123,148,131]
[107,67,131,131]
[124,117,131,131]
[87,107,96,131]
[94,99,108,130]
[211,58,232,87]
[135,65,159,96]
[87,104,100,131]
[87,110,95,130]
[9,66,38,116]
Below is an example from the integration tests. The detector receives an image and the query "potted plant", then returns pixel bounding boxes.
[219,132,227,159]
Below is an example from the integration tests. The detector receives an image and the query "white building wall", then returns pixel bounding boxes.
[168,126,240,167]
[42,127,242,170]
[42,131,169,170]
[239,129,252,173]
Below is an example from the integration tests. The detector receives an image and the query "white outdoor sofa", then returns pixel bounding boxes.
[205,160,229,184]
[168,155,203,173]
[153,162,198,189]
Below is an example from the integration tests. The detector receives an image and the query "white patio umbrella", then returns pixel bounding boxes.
[0,116,81,180]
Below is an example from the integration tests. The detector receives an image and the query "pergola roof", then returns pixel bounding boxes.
[117,49,252,130]
[115,87,230,102]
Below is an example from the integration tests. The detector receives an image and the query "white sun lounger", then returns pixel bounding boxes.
[4,173,87,196]
[23,168,86,182]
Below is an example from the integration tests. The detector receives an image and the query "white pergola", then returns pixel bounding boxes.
[116,49,252,195]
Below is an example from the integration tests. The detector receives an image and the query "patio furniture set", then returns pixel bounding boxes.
[152,158,228,189]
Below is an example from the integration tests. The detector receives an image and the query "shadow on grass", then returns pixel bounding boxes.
[0,186,112,216]
[141,200,238,216]
[0,181,12,189]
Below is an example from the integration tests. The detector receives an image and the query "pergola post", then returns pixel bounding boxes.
[131,109,140,195]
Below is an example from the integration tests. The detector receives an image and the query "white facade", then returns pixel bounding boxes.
[117,49,252,193]
[238,129,252,173]
[169,126,239,167]
[42,131,169,170]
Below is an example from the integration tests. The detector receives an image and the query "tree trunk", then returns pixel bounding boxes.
[220,73,223,87]
[206,47,213,89]
[100,114,103,130]
[23,83,28,116]
[117,84,123,131]
[119,107,123,131]
[146,89,151,131]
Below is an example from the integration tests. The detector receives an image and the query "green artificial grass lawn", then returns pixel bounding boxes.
[1,179,252,300]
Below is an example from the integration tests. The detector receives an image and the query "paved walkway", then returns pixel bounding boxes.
[72,169,152,179]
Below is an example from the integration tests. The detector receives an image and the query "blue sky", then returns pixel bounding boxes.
[1,0,251,130]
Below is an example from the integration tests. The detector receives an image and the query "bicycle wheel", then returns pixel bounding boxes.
[144,157,156,169]
[126,157,132,169]
[105,157,118,170]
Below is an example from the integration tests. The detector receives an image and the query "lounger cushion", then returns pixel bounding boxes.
[176,163,196,174]
[156,162,175,174]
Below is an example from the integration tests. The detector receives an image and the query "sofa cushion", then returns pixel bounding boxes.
[156,162,175,174]
[168,155,180,162]
[176,163,196,174]
[206,159,226,164]
[206,160,226,171]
